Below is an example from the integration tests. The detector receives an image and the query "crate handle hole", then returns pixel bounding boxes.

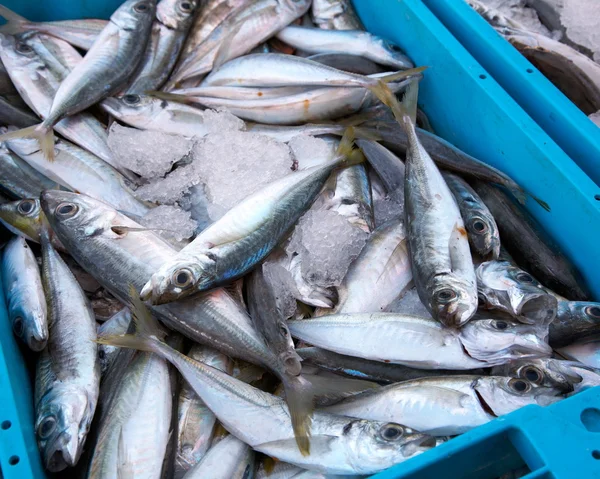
[593,451,600,460]
[1,420,11,430]
[595,195,600,201]
[479,74,487,79]
[526,68,534,73]
[581,408,600,432]
[8,455,19,466]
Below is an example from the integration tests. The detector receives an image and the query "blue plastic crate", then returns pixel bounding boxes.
[422,0,600,188]
[1,0,600,478]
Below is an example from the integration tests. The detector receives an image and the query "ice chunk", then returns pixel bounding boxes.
[373,188,404,227]
[286,209,368,288]
[141,205,197,243]
[385,288,431,317]
[193,131,293,213]
[108,124,194,178]
[560,0,600,62]
[178,184,212,232]
[135,161,203,204]
[199,109,246,134]
[288,135,337,170]
[590,111,600,127]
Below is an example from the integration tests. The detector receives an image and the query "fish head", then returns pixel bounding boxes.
[35,385,92,472]
[474,377,562,417]
[140,255,217,304]
[464,210,500,259]
[0,199,45,242]
[344,420,436,473]
[477,261,557,325]
[101,94,159,127]
[157,0,199,30]
[429,274,478,327]
[9,301,48,351]
[281,0,312,16]
[459,318,552,365]
[493,358,584,393]
[112,0,157,31]
[559,300,600,325]
[0,33,43,75]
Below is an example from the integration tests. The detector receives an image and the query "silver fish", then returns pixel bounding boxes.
[287,314,552,369]
[311,0,363,30]
[36,230,99,471]
[476,261,558,326]
[557,338,600,370]
[355,139,404,194]
[442,171,500,259]
[321,376,561,436]
[0,94,39,127]
[276,26,413,70]
[97,308,132,376]
[182,434,254,479]
[0,142,57,199]
[1,235,47,350]
[549,301,600,348]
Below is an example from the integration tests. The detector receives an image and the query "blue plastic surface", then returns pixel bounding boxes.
[1,0,600,478]
[423,0,600,188]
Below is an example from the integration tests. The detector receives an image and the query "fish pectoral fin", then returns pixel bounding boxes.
[376,238,410,285]
[254,435,337,457]
[448,222,472,275]
[117,427,133,479]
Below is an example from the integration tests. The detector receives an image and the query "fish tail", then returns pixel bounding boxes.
[378,66,428,84]
[282,374,314,457]
[0,5,28,35]
[0,123,55,161]
[369,77,420,130]
[336,126,357,158]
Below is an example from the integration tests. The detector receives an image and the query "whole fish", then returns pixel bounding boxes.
[4,132,150,217]
[311,0,363,30]
[549,301,600,348]
[140,132,361,304]
[321,376,561,436]
[1,235,47,350]
[166,0,311,88]
[442,171,500,259]
[182,434,254,479]
[373,80,477,327]
[473,181,589,300]
[40,190,323,456]
[0,199,65,249]
[36,230,99,471]
[476,261,558,326]
[297,347,485,385]
[175,345,233,478]
[98,305,437,475]
[87,350,171,479]
[275,26,413,70]
[0,143,56,199]
[0,95,39,128]
[288,314,551,369]
[97,308,132,376]
[0,0,156,160]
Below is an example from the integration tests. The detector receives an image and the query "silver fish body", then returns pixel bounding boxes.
[0,94,39,127]
[308,52,385,75]
[0,143,56,199]
[549,301,600,348]
[355,139,404,194]
[97,308,132,376]
[1,235,47,350]
[311,0,363,30]
[182,434,254,479]
[557,338,600,370]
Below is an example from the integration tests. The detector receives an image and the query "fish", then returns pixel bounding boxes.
[36,229,99,471]
[0,0,156,160]
[311,0,363,31]
[1,235,47,350]
[175,345,233,478]
[320,375,562,436]
[476,260,558,326]
[355,139,404,194]
[442,171,500,259]
[0,198,65,249]
[549,301,600,348]
[97,308,132,376]
[140,130,363,305]
[181,434,254,479]
[472,181,589,300]
[557,338,600,370]
[275,26,413,70]
[0,94,39,127]
[287,314,552,369]
[0,143,57,199]
[97,301,437,475]
[372,79,477,327]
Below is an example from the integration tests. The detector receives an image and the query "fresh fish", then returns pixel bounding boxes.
[0,199,65,249]
[373,80,477,327]
[476,260,558,326]
[181,434,254,479]
[87,350,171,479]
[473,181,589,300]
[1,235,47,350]
[549,301,600,348]
[308,52,385,75]
[36,229,99,471]
[0,0,156,160]
[275,26,413,70]
[297,348,485,385]
[176,345,233,478]
[288,314,552,369]
[126,0,200,93]
[311,0,363,30]
[0,94,39,127]
[0,143,57,199]
[442,171,500,259]
[4,132,150,217]
[98,304,437,475]
[166,0,311,88]
[355,139,404,194]
[321,376,561,436]
[557,338,600,370]
[97,308,132,376]
[140,131,362,304]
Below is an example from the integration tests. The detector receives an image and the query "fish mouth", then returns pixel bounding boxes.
[512,292,557,325]
[43,434,80,472]
[28,335,47,352]
[401,434,437,457]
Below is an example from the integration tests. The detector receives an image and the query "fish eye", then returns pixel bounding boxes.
[469,218,488,233]
[15,42,33,55]
[585,306,600,319]
[37,416,56,439]
[134,2,150,12]
[509,378,531,393]
[435,288,457,304]
[17,199,36,215]
[179,1,194,13]
[493,320,509,330]
[12,316,24,336]
[515,272,534,283]
[98,349,106,360]
[122,94,141,105]
[55,202,78,218]
[172,268,194,288]
[379,424,404,441]
[521,366,543,384]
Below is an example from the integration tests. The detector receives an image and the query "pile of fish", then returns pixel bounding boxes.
[0,0,598,477]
